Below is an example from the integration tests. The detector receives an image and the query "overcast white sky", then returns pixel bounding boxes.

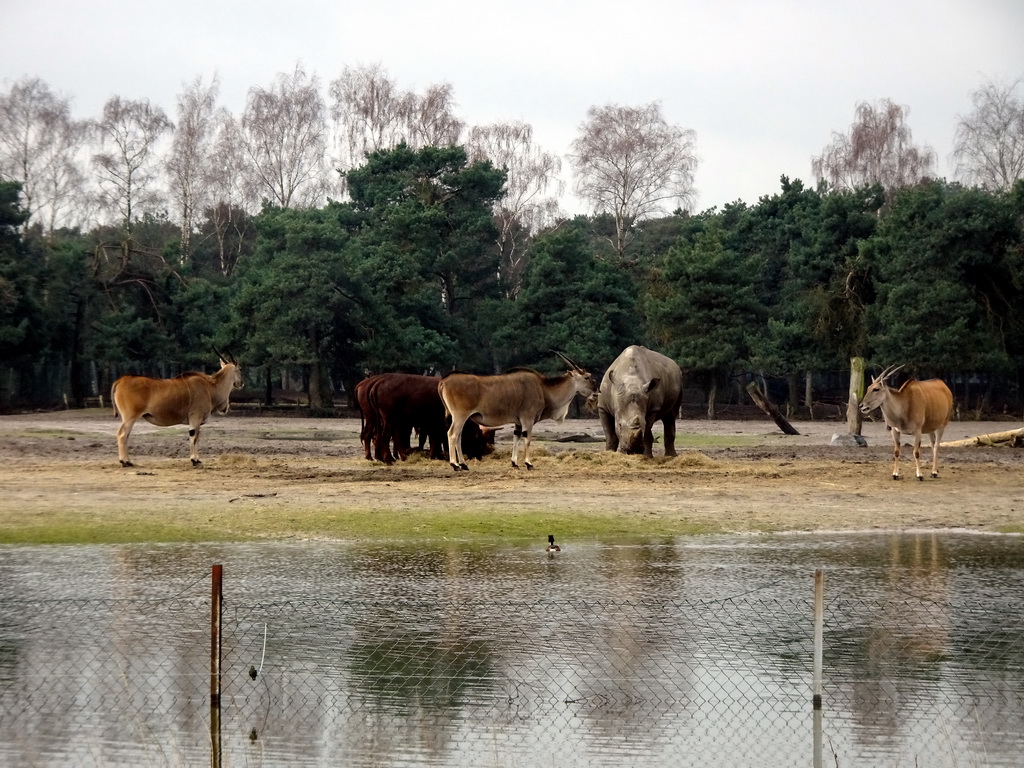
[2,0,1023,215]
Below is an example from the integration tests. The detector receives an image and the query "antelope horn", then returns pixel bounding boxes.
[880,364,904,381]
[552,350,583,371]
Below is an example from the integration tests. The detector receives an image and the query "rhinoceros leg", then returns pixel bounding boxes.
[643,424,655,458]
[598,408,618,452]
[662,413,677,457]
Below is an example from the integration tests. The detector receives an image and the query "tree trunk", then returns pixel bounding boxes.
[0,366,11,410]
[787,372,799,412]
[706,383,717,420]
[745,381,801,435]
[69,296,89,407]
[846,357,865,435]
[308,360,334,409]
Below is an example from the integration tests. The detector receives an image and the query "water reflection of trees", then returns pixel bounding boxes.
[344,616,496,761]
[0,546,213,766]
[3,538,1024,766]
[341,546,502,764]
[227,541,827,764]
[825,534,951,749]
[329,542,701,761]
[825,533,1024,761]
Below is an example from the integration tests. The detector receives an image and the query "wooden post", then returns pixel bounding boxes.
[745,381,800,435]
[846,357,865,435]
[211,564,222,705]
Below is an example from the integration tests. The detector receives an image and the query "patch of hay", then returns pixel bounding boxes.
[554,450,616,465]
[552,449,721,470]
[402,450,435,465]
[664,452,721,469]
[216,452,269,468]
[487,446,552,461]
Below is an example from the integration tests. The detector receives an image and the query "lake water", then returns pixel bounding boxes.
[1,532,1023,767]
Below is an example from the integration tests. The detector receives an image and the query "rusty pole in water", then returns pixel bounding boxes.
[812,568,824,768]
[211,564,223,768]
[813,568,823,709]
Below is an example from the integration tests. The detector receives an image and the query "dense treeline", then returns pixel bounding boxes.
[1,144,1023,414]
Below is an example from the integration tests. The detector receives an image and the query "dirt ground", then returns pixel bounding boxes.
[1,408,1022,538]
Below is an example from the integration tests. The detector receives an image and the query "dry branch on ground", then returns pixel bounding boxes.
[941,427,1024,448]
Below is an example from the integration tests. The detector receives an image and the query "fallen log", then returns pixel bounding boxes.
[745,381,801,435]
[941,427,1024,448]
[554,433,604,443]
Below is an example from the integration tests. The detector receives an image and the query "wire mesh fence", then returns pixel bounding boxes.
[2,567,1023,767]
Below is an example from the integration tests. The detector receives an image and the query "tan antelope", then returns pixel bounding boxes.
[859,364,953,480]
[111,355,243,467]
[438,353,598,471]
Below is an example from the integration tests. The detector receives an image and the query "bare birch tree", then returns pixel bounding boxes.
[466,121,563,297]
[329,63,465,192]
[166,75,221,259]
[241,64,330,208]
[329,63,411,178]
[569,101,697,260]
[206,112,257,275]
[812,99,936,195]
[952,76,1024,191]
[92,95,173,239]
[407,82,464,148]
[35,113,91,236]
[0,76,90,236]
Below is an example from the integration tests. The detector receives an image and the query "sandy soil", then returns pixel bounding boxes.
[1,408,1022,537]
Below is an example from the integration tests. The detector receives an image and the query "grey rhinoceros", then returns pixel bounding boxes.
[597,346,683,457]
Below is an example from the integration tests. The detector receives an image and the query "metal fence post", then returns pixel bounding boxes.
[211,564,223,768]
[813,568,824,768]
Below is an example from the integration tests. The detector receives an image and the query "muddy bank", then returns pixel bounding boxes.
[1,410,1021,540]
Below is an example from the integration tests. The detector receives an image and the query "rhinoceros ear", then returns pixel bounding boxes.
[646,378,660,393]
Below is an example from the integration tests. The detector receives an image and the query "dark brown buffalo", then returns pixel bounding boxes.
[355,374,387,461]
[371,373,446,462]
[357,373,495,465]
